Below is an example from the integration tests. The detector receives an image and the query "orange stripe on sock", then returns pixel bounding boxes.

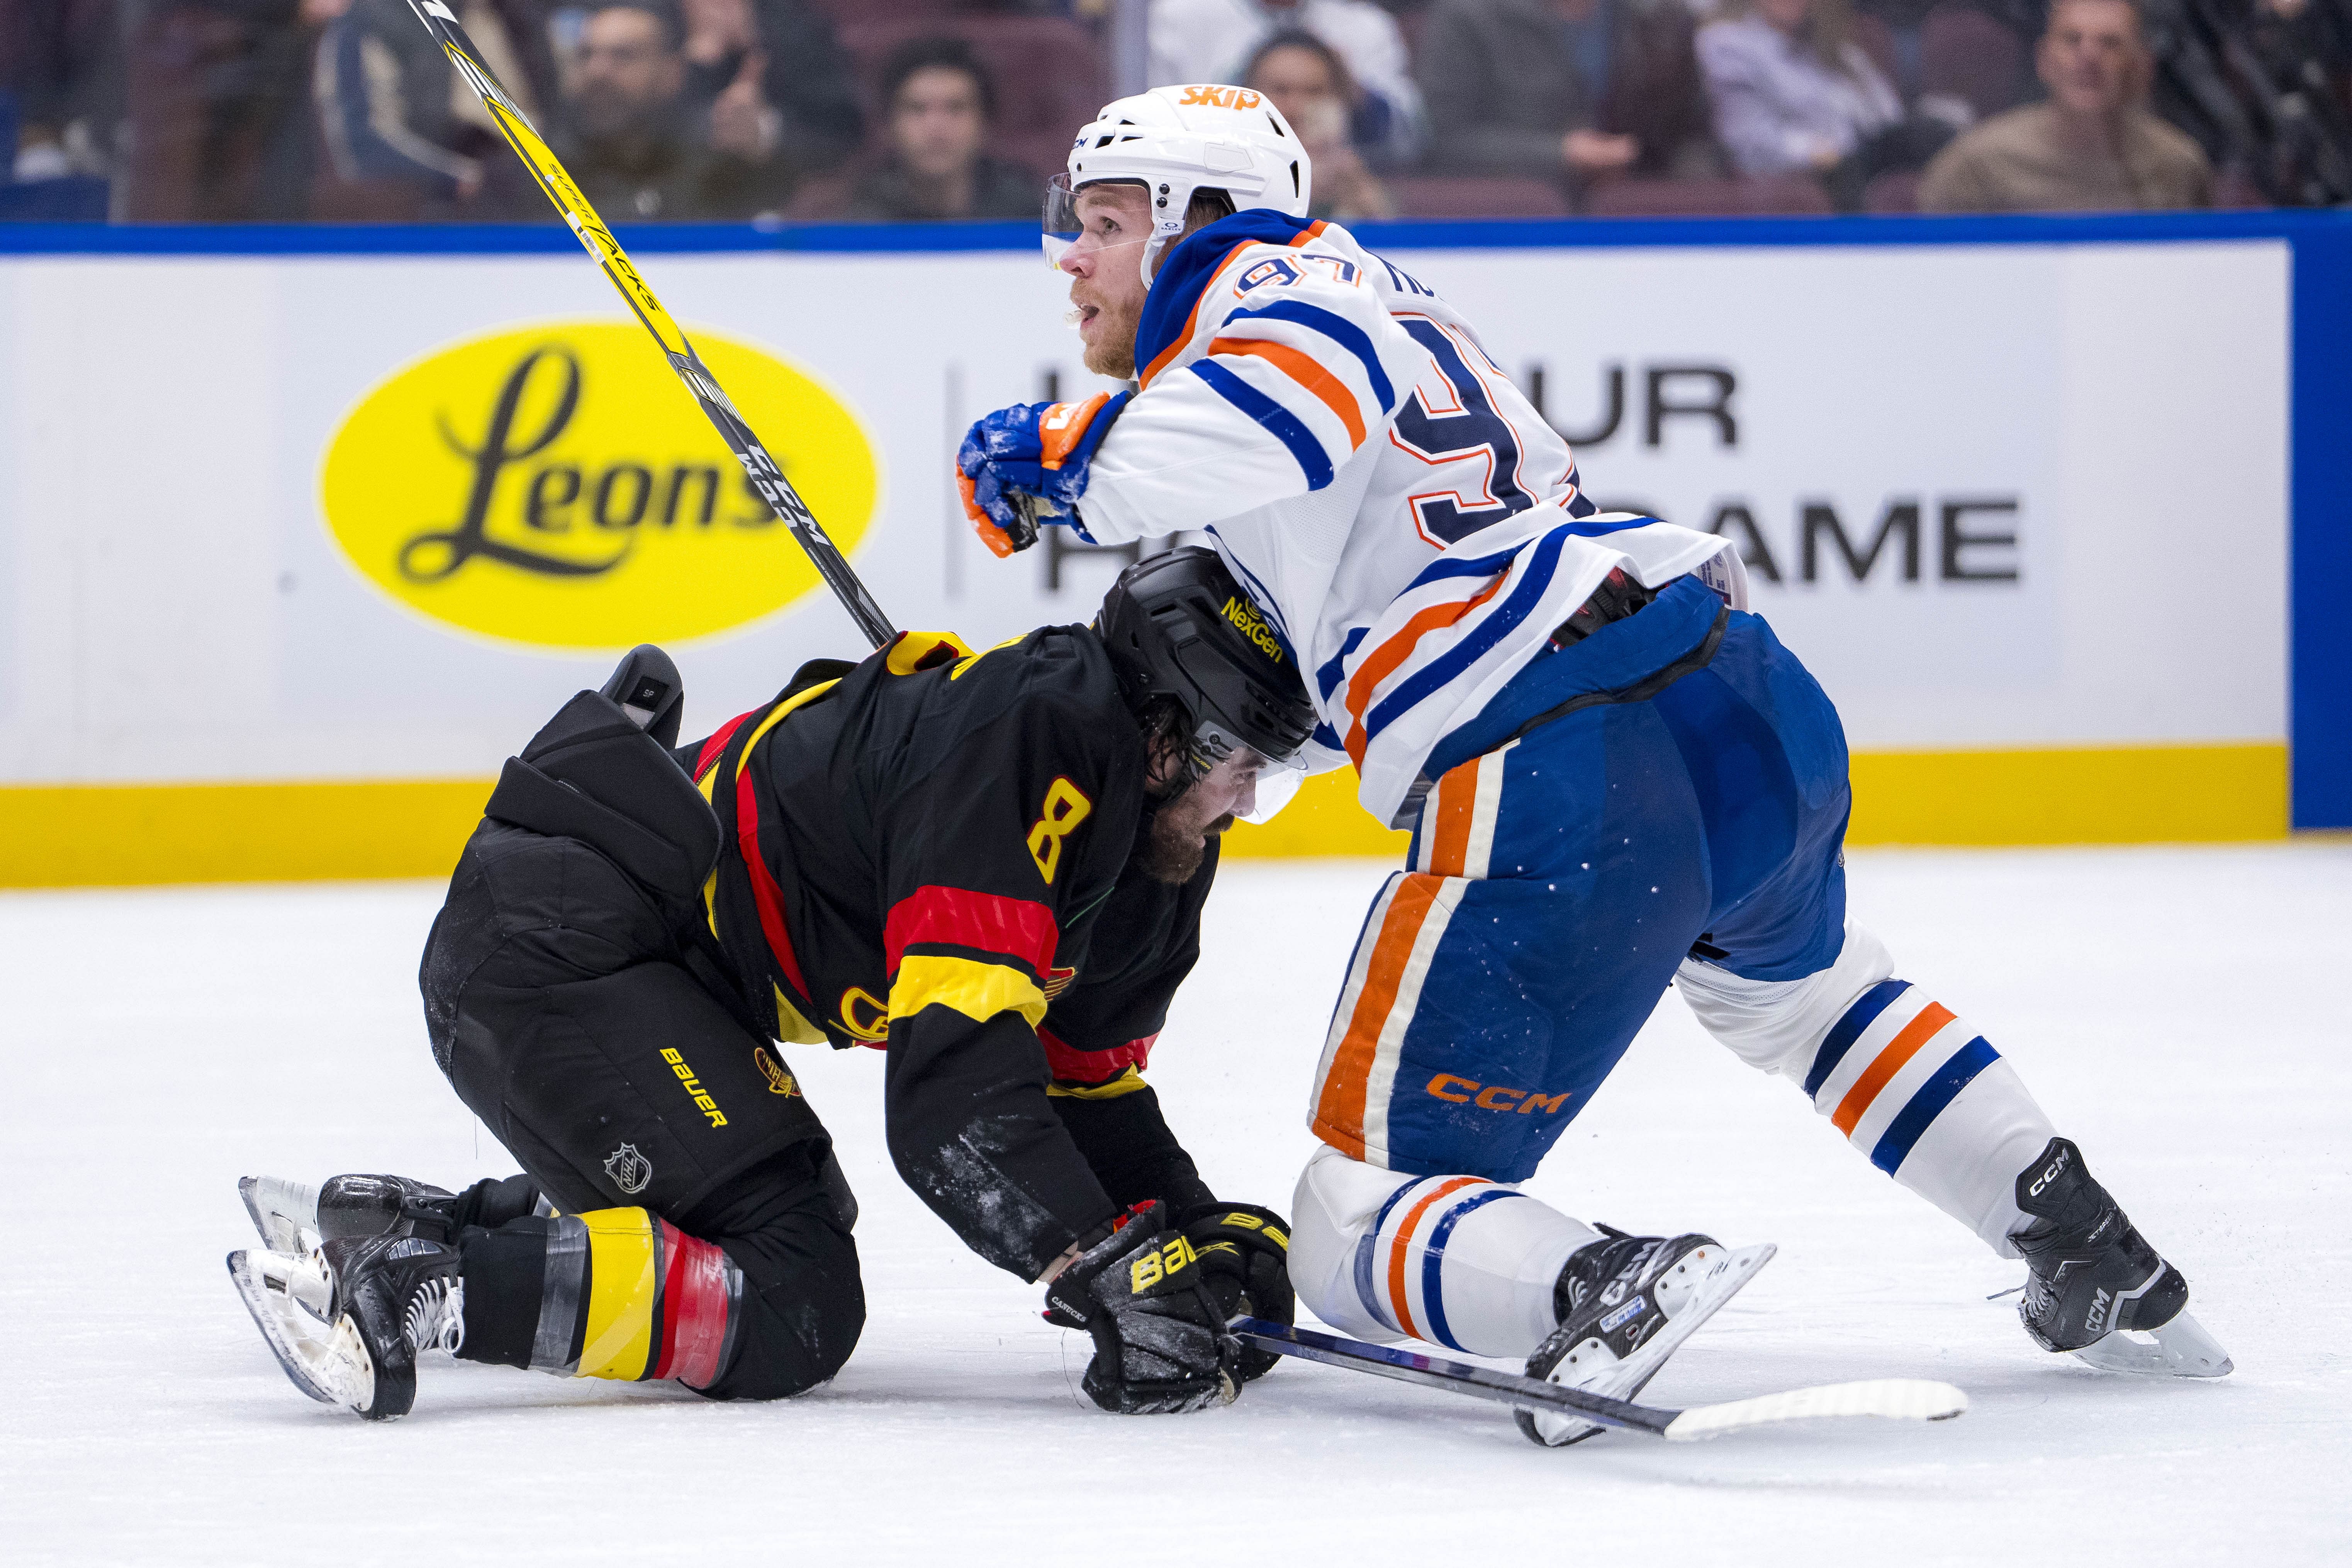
[1425,760,1478,876]
[1386,1178,1485,1342]
[1312,876,1441,1149]
[1207,336,1368,448]
[1831,1002,1957,1135]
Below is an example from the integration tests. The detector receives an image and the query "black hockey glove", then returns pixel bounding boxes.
[1044,1202,1239,1415]
[1177,1202,1295,1383]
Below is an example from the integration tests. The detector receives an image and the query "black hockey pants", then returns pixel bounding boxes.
[420,691,864,1400]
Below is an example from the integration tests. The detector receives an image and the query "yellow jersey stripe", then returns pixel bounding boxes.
[889,954,1047,1030]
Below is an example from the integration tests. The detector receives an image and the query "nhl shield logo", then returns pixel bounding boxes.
[603,1142,652,1195]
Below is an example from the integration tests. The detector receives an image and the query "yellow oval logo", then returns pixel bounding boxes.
[322,321,877,650]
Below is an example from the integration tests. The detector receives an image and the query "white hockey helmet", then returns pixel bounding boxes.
[1047,85,1313,281]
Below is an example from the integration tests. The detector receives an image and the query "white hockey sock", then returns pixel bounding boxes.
[1290,1143,1597,1358]
[1675,922,2056,1256]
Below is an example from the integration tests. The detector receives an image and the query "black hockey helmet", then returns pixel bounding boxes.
[1097,546,1318,781]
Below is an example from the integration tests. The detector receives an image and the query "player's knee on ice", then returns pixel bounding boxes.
[1290,1144,1596,1359]
[683,1147,866,1400]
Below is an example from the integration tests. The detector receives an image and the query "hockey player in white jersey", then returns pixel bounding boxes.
[957,83,2229,1441]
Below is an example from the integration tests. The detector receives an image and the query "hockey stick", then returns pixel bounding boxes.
[403,0,897,650]
[1227,1316,1969,1443]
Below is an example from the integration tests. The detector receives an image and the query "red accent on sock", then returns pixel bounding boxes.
[651,1220,734,1389]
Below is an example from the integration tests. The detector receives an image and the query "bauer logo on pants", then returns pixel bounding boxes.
[320,321,878,650]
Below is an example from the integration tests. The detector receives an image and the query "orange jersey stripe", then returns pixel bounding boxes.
[1139,240,1258,389]
[1206,335,1368,448]
[1312,874,1443,1147]
[1341,574,1509,766]
[1425,759,1478,876]
[1831,1002,1957,1135]
[1386,1178,1485,1341]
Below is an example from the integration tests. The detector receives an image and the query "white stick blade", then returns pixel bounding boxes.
[1663,1378,1968,1442]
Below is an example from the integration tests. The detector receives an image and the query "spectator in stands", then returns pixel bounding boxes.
[847,37,1037,221]
[1697,0,1902,176]
[313,0,559,219]
[676,0,861,181]
[555,0,782,219]
[120,0,343,220]
[7,0,124,183]
[1243,30,1395,217]
[1150,0,1423,165]
[1415,0,1721,202]
[2145,0,2352,205]
[1919,0,2214,209]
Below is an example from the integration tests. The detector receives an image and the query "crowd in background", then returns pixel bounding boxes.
[2,0,2347,221]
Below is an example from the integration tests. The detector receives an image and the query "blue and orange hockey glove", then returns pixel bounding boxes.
[955,390,1130,558]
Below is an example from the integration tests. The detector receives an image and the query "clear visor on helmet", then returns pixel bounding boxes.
[1043,172,1081,270]
[1043,172,1157,273]
[1186,716,1308,825]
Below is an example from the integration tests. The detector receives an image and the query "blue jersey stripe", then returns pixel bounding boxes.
[1352,1176,1425,1334]
[1191,360,1336,491]
[1226,298,1398,412]
[1319,624,1369,702]
[1419,1188,1527,1352]
[1805,979,1910,1098]
[1870,1035,2000,1174]
[1561,515,1663,537]
[1362,526,1569,744]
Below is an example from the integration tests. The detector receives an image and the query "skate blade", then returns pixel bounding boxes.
[2070,1311,2233,1379]
[226,1250,374,1409]
[238,1175,321,1256]
[1529,1241,1777,1446]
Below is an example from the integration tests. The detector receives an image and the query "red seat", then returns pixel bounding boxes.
[836,15,1106,181]
[1919,5,2026,122]
[1385,175,1568,217]
[1581,175,1832,217]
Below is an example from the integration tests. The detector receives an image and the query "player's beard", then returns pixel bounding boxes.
[1136,791,1235,885]
[1080,290,1144,380]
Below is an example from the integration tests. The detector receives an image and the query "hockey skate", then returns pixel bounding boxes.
[229,1233,465,1420]
[239,1173,458,1258]
[2011,1139,2231,1379]
[1517,1229,1775,1447]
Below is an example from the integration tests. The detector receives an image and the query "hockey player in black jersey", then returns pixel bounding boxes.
[228,548,1312,1420]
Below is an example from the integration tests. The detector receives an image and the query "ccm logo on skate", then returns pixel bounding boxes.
[321,321,876,651]
[660,1047,728,1126]
[1425,1074,1570,1114]
[2027,1147,2072,1198]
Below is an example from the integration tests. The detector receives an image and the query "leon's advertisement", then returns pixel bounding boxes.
[321,321,877,651]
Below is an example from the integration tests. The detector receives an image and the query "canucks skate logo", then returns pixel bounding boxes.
[603,1143,652,1195]
[320,321,876,651]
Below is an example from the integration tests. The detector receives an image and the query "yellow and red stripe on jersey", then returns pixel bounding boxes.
[1038,1025,1157,1098]
[884,884,1062,1031]
[694,679,838,1004]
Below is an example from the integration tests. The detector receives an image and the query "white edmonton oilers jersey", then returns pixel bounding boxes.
[1071,217,1747,828]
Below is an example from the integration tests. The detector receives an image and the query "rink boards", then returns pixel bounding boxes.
[1,211,2346,884]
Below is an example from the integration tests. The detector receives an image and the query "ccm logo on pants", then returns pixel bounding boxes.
[1424,1075,1569,1114]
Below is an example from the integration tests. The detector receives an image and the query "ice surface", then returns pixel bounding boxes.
[3,846,2346,1563]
